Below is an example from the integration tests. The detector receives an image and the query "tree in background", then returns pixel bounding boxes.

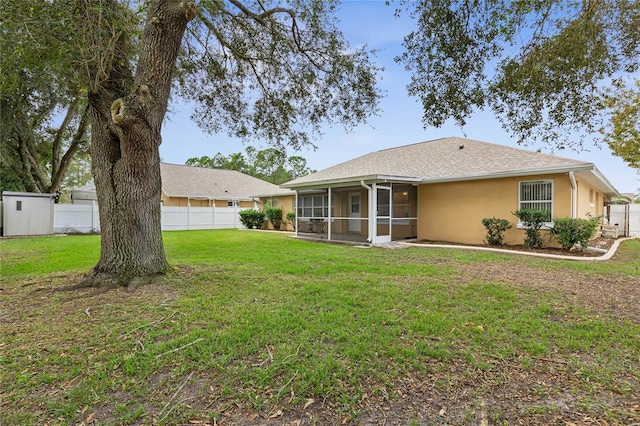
[397,0,639,167]
[7,0,380,287]
[601,79,640,170]
[1,0,90,195]
[186,146,314,184]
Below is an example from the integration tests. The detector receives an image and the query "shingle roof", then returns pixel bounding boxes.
[283,136,595,187]
[160,163,282,199]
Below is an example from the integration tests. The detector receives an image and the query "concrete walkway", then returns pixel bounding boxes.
[390,237,637,262]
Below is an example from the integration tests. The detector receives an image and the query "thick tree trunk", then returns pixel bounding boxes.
[89,95,167,284]
[84,0,196,287]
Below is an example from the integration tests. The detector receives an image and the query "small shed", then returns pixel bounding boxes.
[1,191,56,236]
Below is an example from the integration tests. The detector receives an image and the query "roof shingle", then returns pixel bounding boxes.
[160,163,282,199]
[284,137,593,186]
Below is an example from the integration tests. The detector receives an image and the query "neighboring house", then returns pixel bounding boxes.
[280,136,619,245]
[158,163,281,208]
[72,163,283,209]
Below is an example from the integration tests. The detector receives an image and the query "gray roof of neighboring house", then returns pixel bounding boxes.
[160,163,284,199]
[71,164,285,201]
[282,136,618,195]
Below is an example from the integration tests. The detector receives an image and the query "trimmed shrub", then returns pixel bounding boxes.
[265,207,283,230]
[551,216,601,250]
[481,217,512,246]
[239,209,266,229]
[512,209,549,249]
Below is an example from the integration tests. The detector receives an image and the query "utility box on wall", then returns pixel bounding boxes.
[1,192,56,236]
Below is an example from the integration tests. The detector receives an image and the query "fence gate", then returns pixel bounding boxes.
[608,204,640,238]
[630,204,640,238]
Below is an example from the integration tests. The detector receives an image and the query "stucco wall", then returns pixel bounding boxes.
[161,194,254,208]
[161,195,210,207]
[575,178,605,218]
[259,195,295,230]
[417,173,574,245]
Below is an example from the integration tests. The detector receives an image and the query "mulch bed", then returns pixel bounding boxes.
[417,236,621,257]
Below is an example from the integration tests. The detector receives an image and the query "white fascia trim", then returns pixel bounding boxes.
[163,193,252,201]
[420,165,594,184]
[588,167,620,197]
[251,192,296,198]
[281,174,422,190]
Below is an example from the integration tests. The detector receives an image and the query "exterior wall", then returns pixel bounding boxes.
[417,173,573,245]
[259,195,295,230]
[162,194,254,208]
[575,178,606,219]
[161,194,201,207]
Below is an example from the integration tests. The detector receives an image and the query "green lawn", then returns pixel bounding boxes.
[1,230,639,425]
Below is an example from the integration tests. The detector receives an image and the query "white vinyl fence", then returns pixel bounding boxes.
[608,203,640,238]
[53,203,245,234]
[54,202,101,234]
[161,206,244,231]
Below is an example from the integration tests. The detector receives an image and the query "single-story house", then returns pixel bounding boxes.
[72,163,285,209]
[280,136,620,245]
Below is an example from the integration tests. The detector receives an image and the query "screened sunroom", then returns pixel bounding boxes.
[290,180,419,244]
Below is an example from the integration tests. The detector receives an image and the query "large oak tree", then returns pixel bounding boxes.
[58,0,380,287]
[397,0,640,163]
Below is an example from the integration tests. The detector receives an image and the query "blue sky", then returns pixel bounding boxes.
[160,0,639,194]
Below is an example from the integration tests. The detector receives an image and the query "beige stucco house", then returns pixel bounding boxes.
[280,137,619,245]
[73,163,284,210]
[159,163,283,208]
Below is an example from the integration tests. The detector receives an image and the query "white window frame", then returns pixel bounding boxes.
[298,195,329,218]
[517,179,554,228]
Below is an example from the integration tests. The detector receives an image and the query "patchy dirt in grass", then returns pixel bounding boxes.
[2,252,639,425]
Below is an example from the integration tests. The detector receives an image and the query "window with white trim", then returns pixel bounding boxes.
[298,195,329,218]
[518,180,553,222]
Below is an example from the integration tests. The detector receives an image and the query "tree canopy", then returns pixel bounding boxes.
[186,146,314,184]
[1,0,91,194]
[397,0,640,164]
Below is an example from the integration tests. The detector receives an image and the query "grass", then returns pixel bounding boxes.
[1,230,639,425]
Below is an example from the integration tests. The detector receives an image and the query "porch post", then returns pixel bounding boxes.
[328,187,332,241]
[295,191,299,237]
[371,183,377,244]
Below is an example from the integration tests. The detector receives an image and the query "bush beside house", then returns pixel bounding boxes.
[551,216,601,250]
[239,209,266,229]
[481,217,512,246]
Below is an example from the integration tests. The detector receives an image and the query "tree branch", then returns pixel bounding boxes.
[51,97,81,179]
[49,104,90,192]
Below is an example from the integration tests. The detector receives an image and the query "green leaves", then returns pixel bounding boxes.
[551,216,601,250]
[399,0,640,160]
[179,0,382,149]
[601,79,640,169]
[185,146,314,184]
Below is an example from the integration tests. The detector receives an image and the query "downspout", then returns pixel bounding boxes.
[360,180,372,243]
[569,171,577,218]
